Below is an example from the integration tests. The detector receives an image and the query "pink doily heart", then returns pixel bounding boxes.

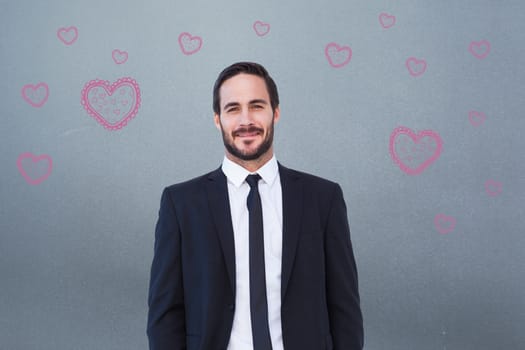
[81,77,141,130]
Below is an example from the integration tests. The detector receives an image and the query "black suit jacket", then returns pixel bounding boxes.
[147,164,363,349]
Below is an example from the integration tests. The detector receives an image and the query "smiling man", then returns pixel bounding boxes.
[147,62,364,350]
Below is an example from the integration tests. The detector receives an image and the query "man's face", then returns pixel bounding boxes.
[214,73,280,162]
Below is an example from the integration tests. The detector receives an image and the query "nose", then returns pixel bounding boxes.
[238,107,254,126]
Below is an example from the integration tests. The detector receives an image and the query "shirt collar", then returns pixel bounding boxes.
[221,155,279,188]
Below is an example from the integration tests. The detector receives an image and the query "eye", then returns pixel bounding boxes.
[226,106,240,113]
[251,104,264,110]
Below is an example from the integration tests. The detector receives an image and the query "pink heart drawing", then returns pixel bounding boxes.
[406,57,427,77]
[178,32,202,55]
[389,126,443,175]
[21,82,49,107]
[485,179,502,197]
[379,13,396,29]
[57,26,78,45]
[253,21,270,36]
[80,77,141,130]
[468,111,487,127]
[325,42,352,68]
[112,49,128,64]
[469,40,490,59]
[17,152,53,185]
[434,213,456,234]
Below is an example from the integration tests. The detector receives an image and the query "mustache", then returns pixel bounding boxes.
[233,126,264,136]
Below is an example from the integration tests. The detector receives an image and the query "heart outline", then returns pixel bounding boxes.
[253,21,270,36]
[389,126,443,175]
[112,49,128,64]
[178,32,203,55]
[80,77,141,130]
[485,179,502,197]
[17,152,53,185]
[469,40,490,59]
[21,82,49,107]
[325,42,352,68]
[468,111,486,127]
[57,26,78,45]
[434,213,456,234]
[379,13,396,29]
[406,57,427,77]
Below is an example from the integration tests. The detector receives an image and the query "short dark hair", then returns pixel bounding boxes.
[213,62,279,115]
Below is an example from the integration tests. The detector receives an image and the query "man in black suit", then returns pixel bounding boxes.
[147,62,363,350]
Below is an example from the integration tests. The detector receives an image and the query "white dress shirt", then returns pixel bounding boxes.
[222,155,284,350]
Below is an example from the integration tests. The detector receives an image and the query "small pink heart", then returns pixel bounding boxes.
[17,152,53,185]
[178,32,203,55]
[406,57,427,77]
[112,49,128,64]
[485,179,502,197]
[253,21,270,36]
[434,214,456,234]
[389,126,443,175]
[468,111,487,127]
[325,42,352,68]
[379,13,396,29]
[57,26,78,45]
[81,77,141,130]
[21,82,49,108]
[469,40,490,59]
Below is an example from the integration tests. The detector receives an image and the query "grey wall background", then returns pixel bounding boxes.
[1,0,524,349]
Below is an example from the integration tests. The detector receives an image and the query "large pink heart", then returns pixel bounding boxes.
[389,126,443,175]
[81,77,141,130]
[17,152,53,185]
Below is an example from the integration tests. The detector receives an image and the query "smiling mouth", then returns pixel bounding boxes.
[234,126,263,138]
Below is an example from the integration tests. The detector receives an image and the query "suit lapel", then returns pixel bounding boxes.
[279,164,303,300]
[206,168,236,294]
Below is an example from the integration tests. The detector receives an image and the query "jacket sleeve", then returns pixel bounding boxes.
[147,188,187,350]
[325,184,364,349]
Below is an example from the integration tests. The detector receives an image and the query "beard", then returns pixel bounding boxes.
[220,119,274,161]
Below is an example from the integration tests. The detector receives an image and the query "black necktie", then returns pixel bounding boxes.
[245,174,272,350]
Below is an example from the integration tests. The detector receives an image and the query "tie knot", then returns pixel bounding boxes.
[245,174,261,188]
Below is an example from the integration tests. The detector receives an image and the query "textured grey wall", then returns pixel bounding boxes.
[1,0,524,349]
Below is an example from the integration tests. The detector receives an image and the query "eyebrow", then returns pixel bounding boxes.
[223,99,269,111]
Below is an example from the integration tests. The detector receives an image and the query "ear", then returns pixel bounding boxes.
[213,113,221,130]
[273,106,281,124]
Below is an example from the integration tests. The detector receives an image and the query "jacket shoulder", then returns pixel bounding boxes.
[163,168,221,195]
[280,164,339,190]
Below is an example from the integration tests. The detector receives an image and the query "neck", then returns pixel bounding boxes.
[225,149,274,173]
